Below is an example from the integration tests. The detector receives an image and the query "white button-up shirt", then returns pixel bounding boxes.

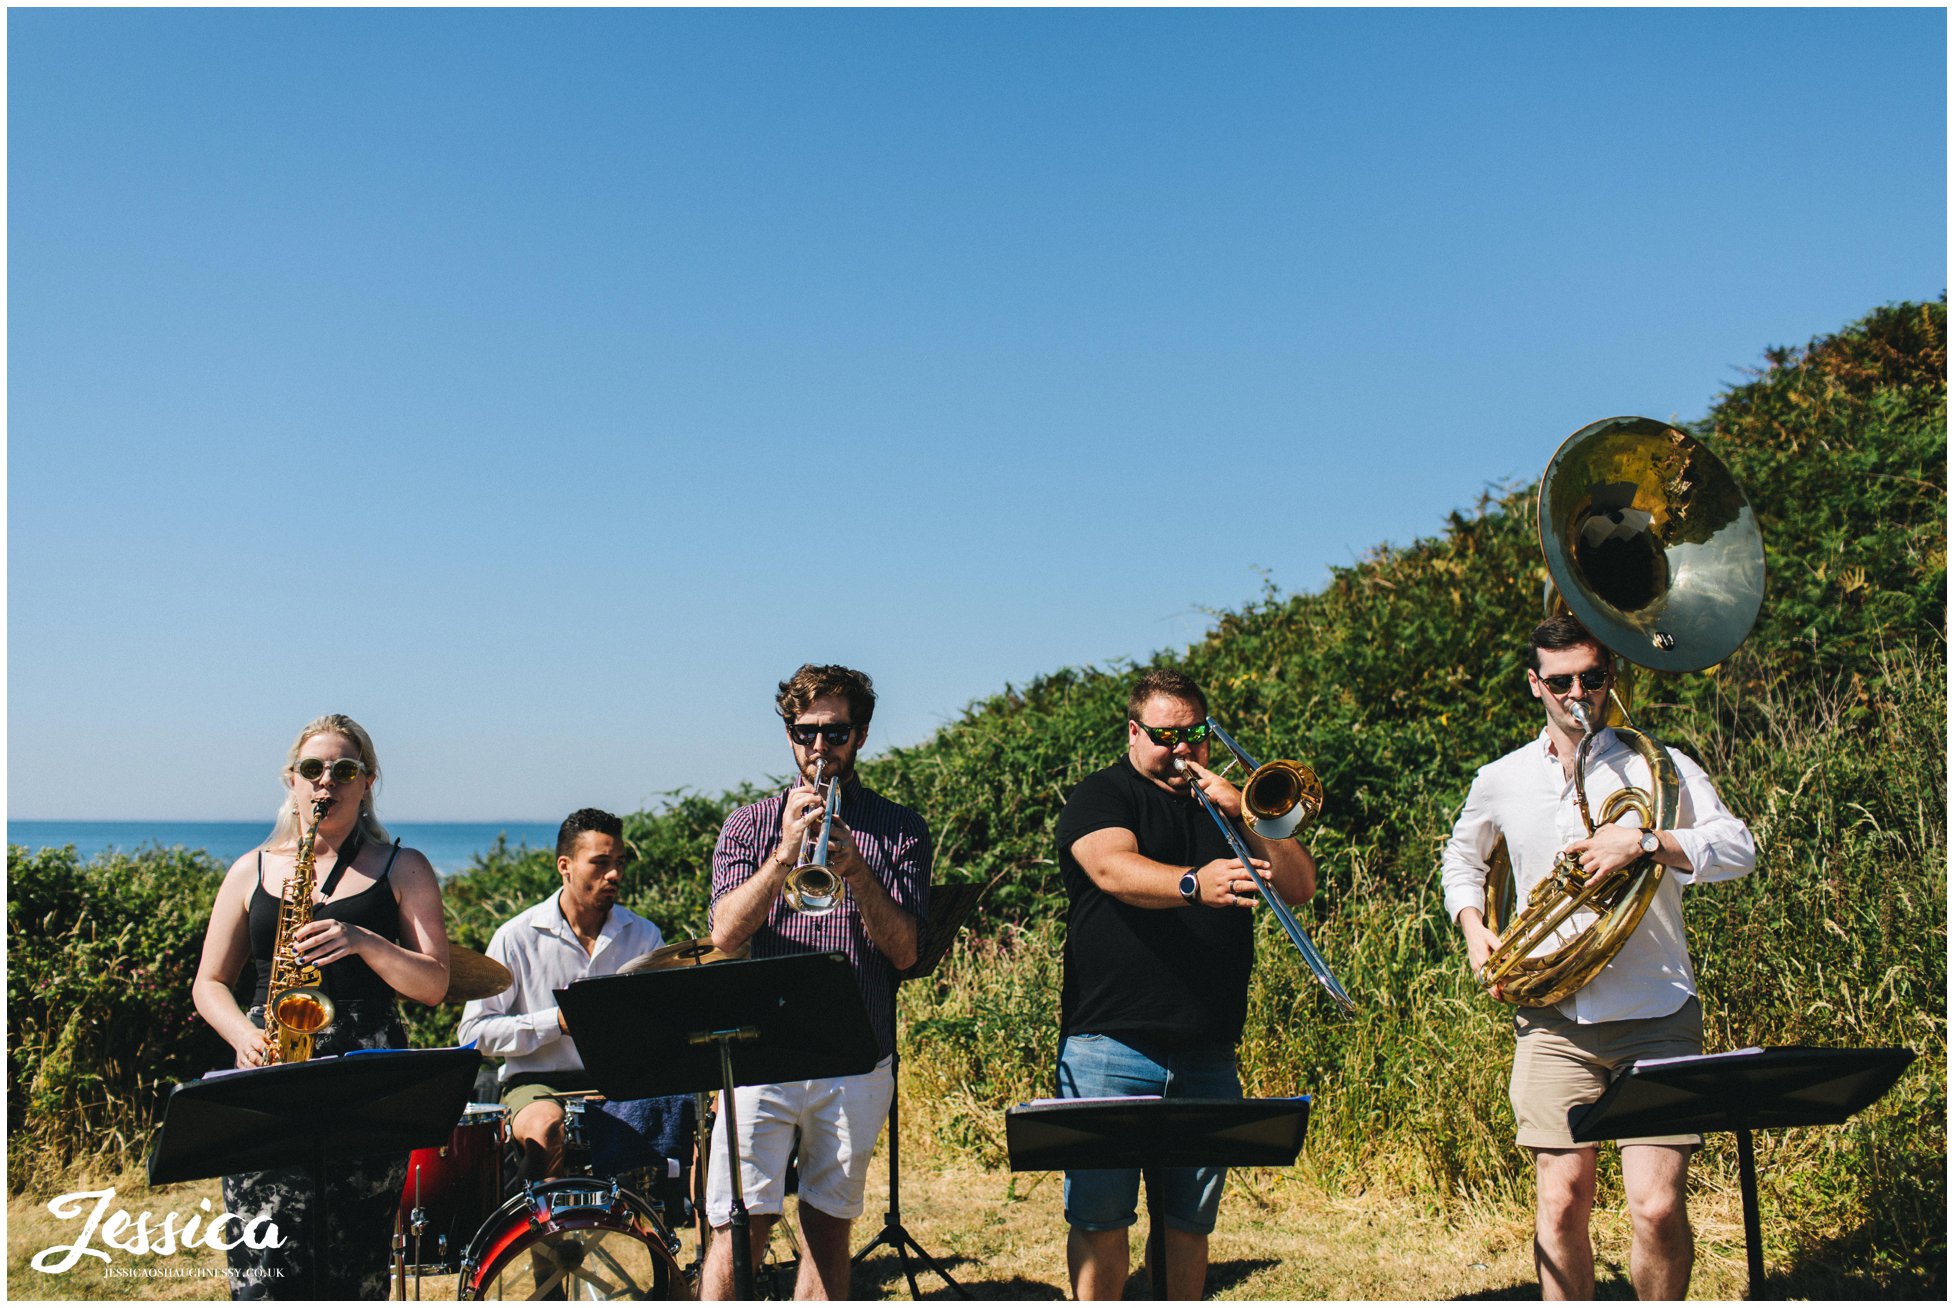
[1440,727,1756,1025]
[457,892,665,1080]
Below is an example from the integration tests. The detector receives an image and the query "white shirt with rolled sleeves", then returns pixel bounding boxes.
[456,893,664,1080]
[1440,727,1756,1026]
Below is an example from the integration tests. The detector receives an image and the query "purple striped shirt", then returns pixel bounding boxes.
[710,776,932,1058]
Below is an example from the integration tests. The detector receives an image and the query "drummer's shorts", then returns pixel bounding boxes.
[1510,994,1703,1149]
[703,1057,894,1223]
[500,1073,577,1122]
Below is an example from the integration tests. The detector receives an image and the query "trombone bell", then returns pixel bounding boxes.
[1240,760,1324,841]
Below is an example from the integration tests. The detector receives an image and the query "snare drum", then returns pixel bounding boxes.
[396,1102,505,1271]
[457,1178,684,1300]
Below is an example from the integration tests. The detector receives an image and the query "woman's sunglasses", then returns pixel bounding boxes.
[294,757,369,783]
[1538,669,1610,694]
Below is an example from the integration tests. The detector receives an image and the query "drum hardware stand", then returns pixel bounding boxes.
[852,882,988,1299]
[1571,1045,1914,1298]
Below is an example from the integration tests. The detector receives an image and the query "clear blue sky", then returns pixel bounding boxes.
[9,7,1945,822]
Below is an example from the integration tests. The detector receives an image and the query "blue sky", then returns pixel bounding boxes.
[9,7,1945,822]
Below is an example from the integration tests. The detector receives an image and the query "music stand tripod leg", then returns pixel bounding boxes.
[694,1027,761,1302]
[1736,1127,1765,1297]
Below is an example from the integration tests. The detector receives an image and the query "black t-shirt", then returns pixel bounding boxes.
[1055,758,1254,1047]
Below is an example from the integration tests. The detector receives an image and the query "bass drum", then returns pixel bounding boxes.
[457,1178,686,1301]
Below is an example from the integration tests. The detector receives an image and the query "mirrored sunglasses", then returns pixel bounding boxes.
[1136,720,1212,747]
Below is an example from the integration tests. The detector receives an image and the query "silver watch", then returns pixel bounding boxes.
[1638,828,1660,855]
[1179,868,1200,906]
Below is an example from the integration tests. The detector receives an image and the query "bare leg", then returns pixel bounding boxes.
[1533,1147,1598,1300]
[1148,1228,1210,1300]
[1068,1226,1129,1301]
[793,1203,854,1300]
[1622,1144,1694,1300]
[508,1100,565,1183]
[699,1214,776,1302]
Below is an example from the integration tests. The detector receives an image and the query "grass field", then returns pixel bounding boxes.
[2,1129,1900,1301]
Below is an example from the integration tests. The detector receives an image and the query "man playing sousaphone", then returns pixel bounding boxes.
[701,663,931,1300]
[1441,614,1757,1299]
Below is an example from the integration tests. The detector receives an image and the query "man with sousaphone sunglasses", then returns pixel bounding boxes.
[701,663,931,1300]
[1441,614,1756,1299]
[1052,667,1319,1300]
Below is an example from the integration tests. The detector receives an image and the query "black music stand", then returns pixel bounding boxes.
[148,1048,480,1299]
[1007,1096,1310,1300]
[1571,1045,1914,1298]
[853,881,987,1299]
[558,953,877,1301]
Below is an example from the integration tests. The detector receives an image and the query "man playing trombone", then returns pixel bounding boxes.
[701,663,931,1300]
[1441,614,1756,1299]
[1053,668,1317,1300]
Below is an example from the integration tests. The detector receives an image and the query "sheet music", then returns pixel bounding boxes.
[1021,1095,1164,1107]
[1634,1047,1765,1069]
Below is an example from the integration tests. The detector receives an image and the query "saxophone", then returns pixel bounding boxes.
[263,797,338,1063]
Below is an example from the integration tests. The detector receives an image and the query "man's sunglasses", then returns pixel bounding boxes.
[788,723,856,747]
[1134,720,1212,748]
[294,757,369,783]
[1538,668,1610,694]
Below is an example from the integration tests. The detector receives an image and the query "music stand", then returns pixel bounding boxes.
[148,1048,480,1299]
[1007,1096,1310,1300]
[853,881,987,1299]
[558,952,877,1301]
[1571,1045,1914,1297]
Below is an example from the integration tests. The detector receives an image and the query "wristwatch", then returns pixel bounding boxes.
[1638,828,1661,856]
[1179,868,1201,906]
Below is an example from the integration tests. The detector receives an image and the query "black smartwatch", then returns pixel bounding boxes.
[1179,867,1201,906]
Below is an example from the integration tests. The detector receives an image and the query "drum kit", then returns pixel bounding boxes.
[391,939,747,1301]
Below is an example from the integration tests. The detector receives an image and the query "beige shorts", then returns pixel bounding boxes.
[1510,995,1703,1150]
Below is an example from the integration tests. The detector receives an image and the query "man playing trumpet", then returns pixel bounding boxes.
[702,663,931,1300]
[1442,614,1756,1299]
[1054,668,1318,1300]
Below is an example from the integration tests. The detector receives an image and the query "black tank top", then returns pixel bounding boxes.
[248,839,404,1007]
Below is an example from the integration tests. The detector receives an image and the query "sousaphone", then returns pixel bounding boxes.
[1481,417,1764,1007]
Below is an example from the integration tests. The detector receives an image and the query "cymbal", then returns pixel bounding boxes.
[443,946,514,1003]
[617,936,750,974]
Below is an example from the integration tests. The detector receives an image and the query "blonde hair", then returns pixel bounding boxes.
[267,714,392,848]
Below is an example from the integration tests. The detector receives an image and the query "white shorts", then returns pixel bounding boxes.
[704,1058,894,1225]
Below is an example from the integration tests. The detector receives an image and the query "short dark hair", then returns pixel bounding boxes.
[557,807,623,859]
[1528,613,1604,672]
[1126,668,1209,722]
[775,664,876,729]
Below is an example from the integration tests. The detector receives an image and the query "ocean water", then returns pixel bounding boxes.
[6,820,560,877]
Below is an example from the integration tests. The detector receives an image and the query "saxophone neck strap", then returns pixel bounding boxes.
[317,826,368,899]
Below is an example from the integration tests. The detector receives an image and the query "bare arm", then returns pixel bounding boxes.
[1070,825,1266,911]
[828,818,922,971]
[191,856,272,1068]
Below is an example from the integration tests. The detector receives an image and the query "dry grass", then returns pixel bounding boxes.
[7,1150,1777,1301]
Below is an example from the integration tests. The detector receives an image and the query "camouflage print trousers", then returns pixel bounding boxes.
[221,1001,409,1301]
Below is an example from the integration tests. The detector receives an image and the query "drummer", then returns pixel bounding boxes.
[458,808,665,1182]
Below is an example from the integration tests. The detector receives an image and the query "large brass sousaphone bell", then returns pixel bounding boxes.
[1481,417,1764,1008]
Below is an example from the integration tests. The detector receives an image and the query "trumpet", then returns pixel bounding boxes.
[1179,718,1357,1016]
[783,761,844,917]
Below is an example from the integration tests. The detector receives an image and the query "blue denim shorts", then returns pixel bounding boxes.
[1057,1033,1241,1234]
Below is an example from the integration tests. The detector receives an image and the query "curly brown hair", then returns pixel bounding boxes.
[775,663,877,728]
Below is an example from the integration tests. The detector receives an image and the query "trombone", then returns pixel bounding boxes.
[783,761,845,917]
[1179,719,1358,1016]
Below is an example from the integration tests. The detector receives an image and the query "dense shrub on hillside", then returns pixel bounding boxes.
[6,844,229,1191]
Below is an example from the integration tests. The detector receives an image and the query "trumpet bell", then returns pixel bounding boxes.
[1240,759,1324,840]
[1540,416,1765,673]
[784,863,840,917]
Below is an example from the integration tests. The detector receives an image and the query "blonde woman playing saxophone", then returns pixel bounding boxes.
[192,714,450,1300]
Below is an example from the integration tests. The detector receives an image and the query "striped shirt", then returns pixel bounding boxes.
[710,776,932,1058]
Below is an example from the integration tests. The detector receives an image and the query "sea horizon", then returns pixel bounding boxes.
[7,819,561,877]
